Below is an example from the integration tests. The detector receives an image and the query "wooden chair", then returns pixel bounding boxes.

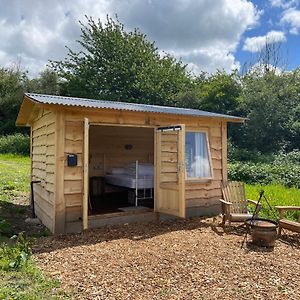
[220,181,261,226]
[275,206,300,236]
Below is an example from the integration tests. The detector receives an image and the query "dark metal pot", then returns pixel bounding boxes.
[245,218,278,247]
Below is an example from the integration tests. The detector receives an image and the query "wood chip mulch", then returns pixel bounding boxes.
[33,217,300,300]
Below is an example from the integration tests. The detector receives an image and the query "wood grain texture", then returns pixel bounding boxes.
[54,111,66,233]
[31,108,56,232]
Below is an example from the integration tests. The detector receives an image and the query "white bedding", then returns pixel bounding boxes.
[105,174,153,189]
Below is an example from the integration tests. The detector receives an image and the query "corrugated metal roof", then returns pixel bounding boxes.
[25,93,244,121]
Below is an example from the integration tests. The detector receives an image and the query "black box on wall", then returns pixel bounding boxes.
[67,154,77,167]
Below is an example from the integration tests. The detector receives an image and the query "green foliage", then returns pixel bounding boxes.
[0,67,61,136]
[245,184,300,221]
[229,153,300,188]
[231,68,300,153]
[0,233,31,271]
[174,71,241,116]
[0,264,69,299]
[50,16,190,105]
[228,142,273,163]
[0,155,69,298]
[0,239,69,299]
[27,68,61,95]
[0,134,30,155]
[273,150,300,164]
[229,162,273,185]
[0,67,28,135]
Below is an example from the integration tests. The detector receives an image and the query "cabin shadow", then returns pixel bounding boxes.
[0,200,49,238]
[33,217,215,254]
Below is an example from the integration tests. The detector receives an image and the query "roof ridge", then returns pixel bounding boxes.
[26,93,206,112]
[24,93,245,121]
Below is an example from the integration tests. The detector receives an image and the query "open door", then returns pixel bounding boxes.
[83,117,89,230]
[155,125,185,218]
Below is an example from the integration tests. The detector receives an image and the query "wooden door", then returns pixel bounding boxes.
[155,125,185,218]
[83,117,89,230]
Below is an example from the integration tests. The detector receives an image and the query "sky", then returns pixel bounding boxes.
[1,0,300,77]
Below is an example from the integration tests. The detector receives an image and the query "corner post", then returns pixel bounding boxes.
[54,111,66,233]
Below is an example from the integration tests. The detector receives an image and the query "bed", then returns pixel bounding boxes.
[104,161,154,206]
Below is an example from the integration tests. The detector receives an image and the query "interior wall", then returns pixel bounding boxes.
[89,125,154,176]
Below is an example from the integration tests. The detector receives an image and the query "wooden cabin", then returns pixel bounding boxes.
[16,93,244,234]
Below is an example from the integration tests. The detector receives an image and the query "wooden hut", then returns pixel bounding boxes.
[16,93,244,234]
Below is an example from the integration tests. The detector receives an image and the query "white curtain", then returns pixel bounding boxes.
[191,132,211,178]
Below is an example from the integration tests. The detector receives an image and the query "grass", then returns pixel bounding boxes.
[0,153,31,238]
[0,256,69,299]
[245,184,300,221]
[0,154,69,299]
[0,153,30,203]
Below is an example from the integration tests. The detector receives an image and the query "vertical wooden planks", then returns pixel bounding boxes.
[83,118,89,230]
[178,124,186,218]
[156,125,185,218]
[221,121,228,182]
[154,127,159,213]
[54,111,65,233]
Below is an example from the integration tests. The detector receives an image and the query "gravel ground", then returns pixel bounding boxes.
[34,217,300,300]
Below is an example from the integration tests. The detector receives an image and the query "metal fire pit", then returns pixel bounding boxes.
[245,218,278,247]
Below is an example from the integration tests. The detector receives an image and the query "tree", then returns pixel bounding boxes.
[175,70,242,115]
[0,67,28,135]
[50,16,190,105]
[27,69,61,95]
[231,68,300,153]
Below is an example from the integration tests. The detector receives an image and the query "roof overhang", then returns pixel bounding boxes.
[16,93,246,126]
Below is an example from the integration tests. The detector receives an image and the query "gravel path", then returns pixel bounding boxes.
[34,217,300,300]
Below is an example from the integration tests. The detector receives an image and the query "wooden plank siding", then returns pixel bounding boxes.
[61,109,227,230]
[64,120,84,230]
[31,109,56,232]
[185,123,224,217]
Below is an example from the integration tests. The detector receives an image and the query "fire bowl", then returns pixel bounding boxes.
[245,218,278,247]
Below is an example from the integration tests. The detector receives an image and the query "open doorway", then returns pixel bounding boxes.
[88,125,154,216]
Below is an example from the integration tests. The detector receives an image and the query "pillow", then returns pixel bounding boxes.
[111,167,126,175]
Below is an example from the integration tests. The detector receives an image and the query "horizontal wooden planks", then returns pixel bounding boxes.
[31,109,56,195]
[63,121,84,218]
[184,123,223,210]
[33,183,54,232]
[66,206,82,222]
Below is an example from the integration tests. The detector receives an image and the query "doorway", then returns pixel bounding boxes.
[88,125,155,216]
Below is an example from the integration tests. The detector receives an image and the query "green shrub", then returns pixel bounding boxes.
[228,142,274,163]
[273,150,300,164]
[0,233,32,271]
[0,134,30,155]
[228,162,273,185]
[229,160,300,188]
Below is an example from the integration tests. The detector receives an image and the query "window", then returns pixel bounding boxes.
[185,131,212,179]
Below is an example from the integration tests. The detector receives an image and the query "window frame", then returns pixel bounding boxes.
[184,128,214,182]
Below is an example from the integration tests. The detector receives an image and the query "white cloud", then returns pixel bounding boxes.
[269,0,299,8]
[243,30,286,52]
[281,7,300,34]
[0,0,260,77]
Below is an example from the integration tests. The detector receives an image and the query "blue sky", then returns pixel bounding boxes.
[236,0,300,71]
[1,0,300,77]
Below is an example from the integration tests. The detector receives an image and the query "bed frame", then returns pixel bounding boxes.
[105,160,154,207]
